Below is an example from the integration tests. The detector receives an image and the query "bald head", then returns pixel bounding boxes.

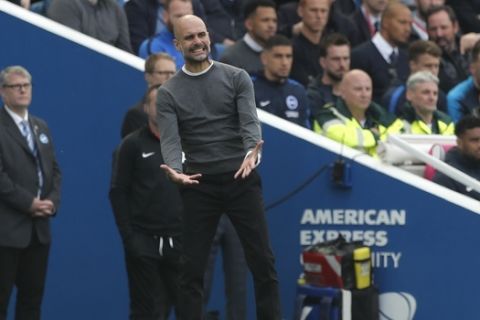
[340,70,373,111]
[173,15,211,68]
[173,14,205,39]
[381,2,412,46]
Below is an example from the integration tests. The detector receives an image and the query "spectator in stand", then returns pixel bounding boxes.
[426,5,469,93]
[446,0,480,34]
[220,0,277,75]
[290,0,330,87]
[252,34,310,128]
[332,0,357,16]
[382,40,447,115]
[314,69,404,156]
[433,115,480,200]
[411,0,445,40]
[349,0,389,45]
[276,0,359,44]
[124,0,206,55]
[121,53,176,138]
[351,2,412,104]
[447,39,480,123]
[401,71,454,134]
[287,0,358,86]
[138,0,193,69]
[307,33,351,126]
[200,0,246,47]
[47,0,132,52]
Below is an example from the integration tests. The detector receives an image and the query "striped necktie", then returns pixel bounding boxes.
[20,120,43,195]
[20,120,36,154]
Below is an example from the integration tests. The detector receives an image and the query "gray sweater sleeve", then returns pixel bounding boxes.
[234,69,262,152]
[156,87,183,173]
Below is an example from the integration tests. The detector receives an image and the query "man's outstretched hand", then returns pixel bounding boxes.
[160,164,202,185]
[234,140,264,179]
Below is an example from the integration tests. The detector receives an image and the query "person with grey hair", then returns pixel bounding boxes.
[401,70,454,135]
[0,66,62,320]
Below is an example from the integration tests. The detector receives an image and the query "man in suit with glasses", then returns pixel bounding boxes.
[0,65,62,320]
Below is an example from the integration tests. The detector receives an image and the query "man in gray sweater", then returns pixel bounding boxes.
[157,14,281,320]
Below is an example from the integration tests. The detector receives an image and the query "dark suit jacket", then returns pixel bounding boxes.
[446,0,480,33]
[0,107,61,248]
[351,41,409,104]
[349,9,372,46]
[277,1,360,46]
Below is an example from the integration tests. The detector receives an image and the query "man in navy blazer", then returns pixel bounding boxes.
[351,2,412,105]
[0,66,61,320]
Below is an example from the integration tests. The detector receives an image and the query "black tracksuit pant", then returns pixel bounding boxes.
[178,170,281,320]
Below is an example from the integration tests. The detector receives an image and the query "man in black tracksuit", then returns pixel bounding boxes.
[109,85,183,320]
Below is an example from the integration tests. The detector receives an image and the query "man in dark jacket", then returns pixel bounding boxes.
[110,85,183,320]
[0,65,62,320]
[433,115,480,201]
[308,33,351,126]
[426,5,469,93]
[351,2,412,104]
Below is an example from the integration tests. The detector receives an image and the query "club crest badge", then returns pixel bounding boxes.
[39,133,49,144]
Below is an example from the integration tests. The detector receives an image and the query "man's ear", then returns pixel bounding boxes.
[319,57,326,69]
[409,60,416,73]
[453,21,460,34]
[406,88,413,102]
[163,9,169,25]
[457,137,464,151]
[174,39,181,52]
[260,51,268,66]
[144,72,151,84]
[244,17,253,32]
[297,4,303,19]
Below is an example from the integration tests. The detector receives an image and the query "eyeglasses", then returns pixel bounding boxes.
[150,71,176,76]
[2,83,32,91]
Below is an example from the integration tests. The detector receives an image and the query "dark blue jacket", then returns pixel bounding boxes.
[252,73,311,128]
[447,77,479,123]
[433,147,480,201]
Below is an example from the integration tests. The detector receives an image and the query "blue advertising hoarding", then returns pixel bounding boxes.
[1,3,479,319]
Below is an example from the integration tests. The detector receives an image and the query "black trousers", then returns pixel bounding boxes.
[178,170,281,320]
[0,231,50,320]
[124,233,181,320]
[203,216,248,320]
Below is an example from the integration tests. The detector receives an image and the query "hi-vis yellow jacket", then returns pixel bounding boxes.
[400,104,455,135]
[313,99,404,156]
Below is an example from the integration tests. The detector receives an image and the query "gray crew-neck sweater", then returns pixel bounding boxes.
[156,61,261,175]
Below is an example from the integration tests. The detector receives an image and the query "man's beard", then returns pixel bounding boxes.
[327,69,344,83]
[184,44,210,63]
